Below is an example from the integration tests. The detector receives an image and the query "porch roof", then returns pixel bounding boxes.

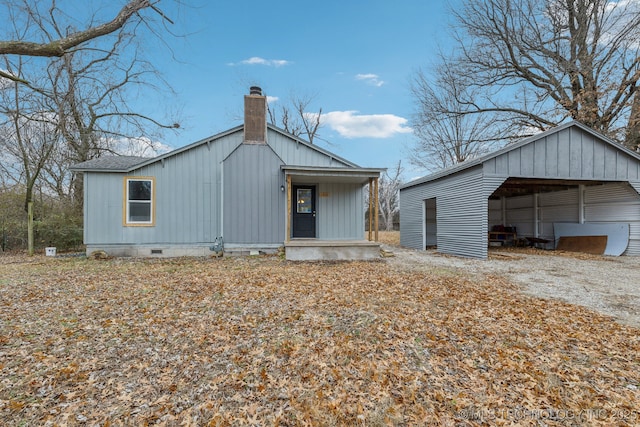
[282,165,384,184]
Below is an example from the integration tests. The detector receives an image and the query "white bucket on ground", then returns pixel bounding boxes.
[45,247,57,257]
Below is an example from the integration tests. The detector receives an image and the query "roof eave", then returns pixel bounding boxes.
[69,167,131,173]
[282,165,385,174]
[282,165,385,185]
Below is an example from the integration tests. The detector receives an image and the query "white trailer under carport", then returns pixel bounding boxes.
[399,121,640,258]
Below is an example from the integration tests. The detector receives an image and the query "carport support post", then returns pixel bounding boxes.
[578,184,585,224]
[533,193,539,238]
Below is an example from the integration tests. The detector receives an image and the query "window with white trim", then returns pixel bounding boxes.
[124,177,155,225]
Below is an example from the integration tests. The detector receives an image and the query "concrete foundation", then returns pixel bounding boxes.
[85,243,281,258]
[86,241,380,261]
[284,240,381,261]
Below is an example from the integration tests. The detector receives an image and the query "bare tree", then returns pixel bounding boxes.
[0,0,172,82]
[39,42,179,207]
[0,59,59,254]
[267,92,324,144]
[627,93,640,149]
[0,0,179,253]
[436,0,640,148]
[378,161,403,231]
[410,64,509,171]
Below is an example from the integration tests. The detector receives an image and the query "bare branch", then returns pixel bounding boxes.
[0,0,156,57]
[409,65,513,171]
[439,0,640,143]
[0,69,29,84]
[267,91,325,144]
[377,161,402,231]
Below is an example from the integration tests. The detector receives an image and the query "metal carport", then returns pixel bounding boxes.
[400,122,640,258]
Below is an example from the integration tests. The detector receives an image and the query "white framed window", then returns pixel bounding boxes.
[123,177,155,226]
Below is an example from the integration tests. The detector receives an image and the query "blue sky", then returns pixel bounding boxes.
[145,1,457,180]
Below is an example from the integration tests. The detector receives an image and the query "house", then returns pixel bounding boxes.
[400,121,640,258]
[72,87,384,260]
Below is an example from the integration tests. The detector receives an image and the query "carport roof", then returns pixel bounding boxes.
[489,177,609,199]
[401,121,640,190]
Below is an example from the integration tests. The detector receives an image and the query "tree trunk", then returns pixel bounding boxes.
[27,201,34,256]
[385,214,394,231]
[626,91,640,151]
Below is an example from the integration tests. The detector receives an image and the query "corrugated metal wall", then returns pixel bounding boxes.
[400,167,490,257]
[538,188,579,240]
[496,189,580,243]
[400,184,426,250]
[493,183,639,254]
[503,195,535,237]
[585,182,640,255]
[488,198,503,231]
[484,176,510,229]
[223,144,285,244]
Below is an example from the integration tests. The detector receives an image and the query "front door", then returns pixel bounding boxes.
[292,185,316,238]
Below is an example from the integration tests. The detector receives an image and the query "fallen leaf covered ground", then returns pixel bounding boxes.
[1,253,639,426]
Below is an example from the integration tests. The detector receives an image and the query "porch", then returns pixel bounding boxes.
[282,165,384,261]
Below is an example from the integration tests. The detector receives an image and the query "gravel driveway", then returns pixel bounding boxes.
[383,245,640,329]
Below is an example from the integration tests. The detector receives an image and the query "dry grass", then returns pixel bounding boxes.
[1,253,639,425]
[377,231,400,247]
[490,245,618,261]
[376,232,606,261]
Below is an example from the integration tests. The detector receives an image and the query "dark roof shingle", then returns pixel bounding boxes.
[71,156,150,172]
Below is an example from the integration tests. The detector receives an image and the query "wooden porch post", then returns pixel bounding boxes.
[368,178,373,241]
[286,175,292,242]
[374,177,379,242]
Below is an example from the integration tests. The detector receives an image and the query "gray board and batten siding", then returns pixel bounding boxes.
[81,129,243,250]
[223,143,286,245]
[77,125,359,255]
[220,136,367,244]
[400,122,640,258]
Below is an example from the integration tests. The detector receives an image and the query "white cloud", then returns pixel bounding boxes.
[266,95,279,104]
[321,111,412,138]
[355,73,384,87]
[228,56,292,67]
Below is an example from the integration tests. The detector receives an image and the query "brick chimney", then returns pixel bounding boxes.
[244,86,267,144]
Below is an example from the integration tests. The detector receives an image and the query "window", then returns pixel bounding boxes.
[297,188,313,213]
[124,177,155,226]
